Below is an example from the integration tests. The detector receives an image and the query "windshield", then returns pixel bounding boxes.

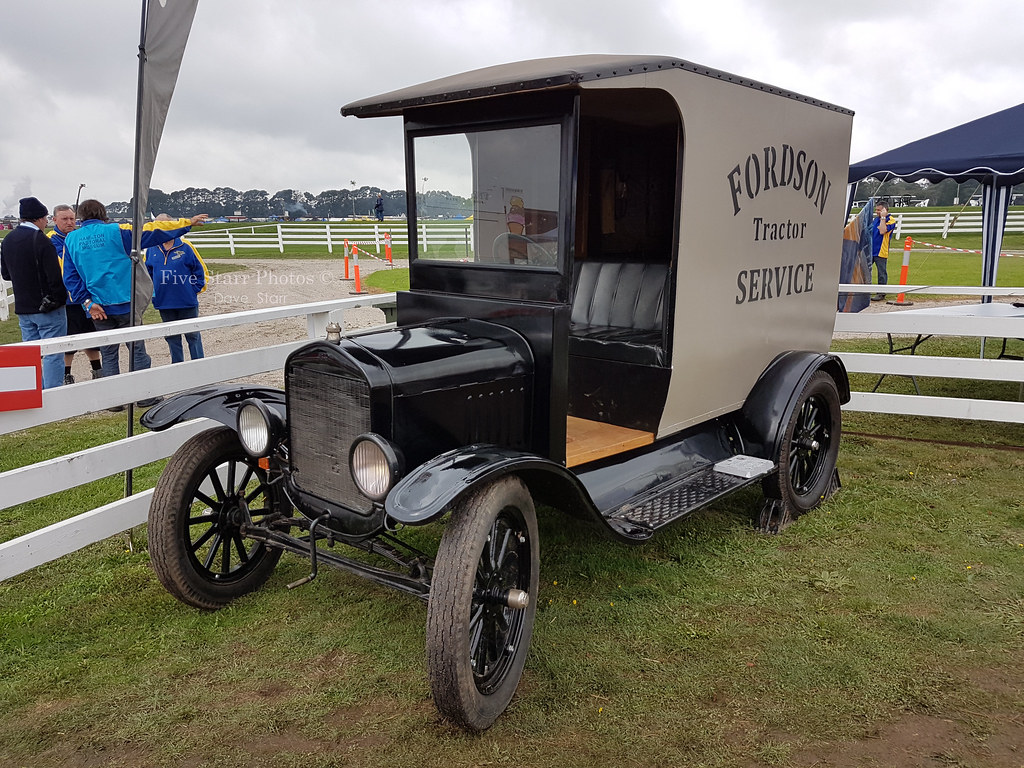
[412,123,562,268]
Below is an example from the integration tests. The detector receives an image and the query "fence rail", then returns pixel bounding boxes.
[178,212,1024,257]
[184,220,475,256]
[846,210,1024,240]
[2,286,1023,582]
[834,284,1024,422]
[0,293,396,581]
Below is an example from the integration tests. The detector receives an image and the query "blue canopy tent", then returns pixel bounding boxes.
[848,102,1024,300]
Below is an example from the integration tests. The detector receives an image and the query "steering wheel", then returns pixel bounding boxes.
[491,232,555,266]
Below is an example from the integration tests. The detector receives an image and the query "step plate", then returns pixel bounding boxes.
[607,465,761,532]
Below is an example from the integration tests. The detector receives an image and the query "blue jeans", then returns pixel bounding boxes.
[18,308,68,389]
[92,313,151,377]
[158,307,204,363]
[872,255,888,287]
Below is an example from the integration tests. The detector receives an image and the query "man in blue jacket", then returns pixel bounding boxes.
[63,199,207,405]
[0,197,67,389]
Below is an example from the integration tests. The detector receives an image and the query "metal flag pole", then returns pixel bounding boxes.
[124,0,151,507]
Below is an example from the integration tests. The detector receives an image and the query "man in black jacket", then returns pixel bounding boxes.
[0,196,68,389]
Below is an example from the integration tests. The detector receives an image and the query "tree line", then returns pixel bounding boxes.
[106,187,473,219]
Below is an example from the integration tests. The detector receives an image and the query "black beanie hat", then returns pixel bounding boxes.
[19,197,48,221]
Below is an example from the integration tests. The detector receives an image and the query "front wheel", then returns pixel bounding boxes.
[426,476,539,731]
[760,371,841,531]
[148,427,285,609]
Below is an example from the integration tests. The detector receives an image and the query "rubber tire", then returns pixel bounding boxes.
[765,370,842,515]
[148,426,283,610]
[426,476,539,731]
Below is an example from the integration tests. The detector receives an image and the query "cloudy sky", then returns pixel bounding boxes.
[1,0,1020,215]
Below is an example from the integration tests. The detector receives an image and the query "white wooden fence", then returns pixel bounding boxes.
[0,294,396,582]
[185,220,475,256]
[1,275,11,321]
[834,285,1024,421]
[186,212,1024,256]
[847,210,1024,240]
[2,286,1023,583]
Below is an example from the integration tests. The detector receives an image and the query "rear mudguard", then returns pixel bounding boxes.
[386,443,608,531]
[738,351,850,461]
[139,384,286,433]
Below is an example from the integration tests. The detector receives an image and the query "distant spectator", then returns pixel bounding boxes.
[870,202,896,301]
[0,197,68,388]
[374,193,384,222]
[49,204,103,384]
[63,199,207,408]
[146,215,208,363]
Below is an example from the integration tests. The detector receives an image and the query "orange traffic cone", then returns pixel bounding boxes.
[887,237,914,306]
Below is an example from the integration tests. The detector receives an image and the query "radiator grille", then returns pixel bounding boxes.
[288,366,373,513]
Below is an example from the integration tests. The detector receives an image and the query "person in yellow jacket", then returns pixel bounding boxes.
[870,202,897,301]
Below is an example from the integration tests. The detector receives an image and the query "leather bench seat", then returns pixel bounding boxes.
[569,261,668,366]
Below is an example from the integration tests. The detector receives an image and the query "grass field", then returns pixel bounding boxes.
[1,409,1022,767]
[2,228,1022,767]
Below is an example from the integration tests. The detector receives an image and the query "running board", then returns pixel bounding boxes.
[603,455,775,541]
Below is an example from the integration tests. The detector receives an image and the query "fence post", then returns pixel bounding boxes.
[420,222,427,252]
[941,212,951,239]
[0,276,10,321]
[373,223,381,254]
[325,222,333,254]
[893,213,903,239]
[277,223,284,253]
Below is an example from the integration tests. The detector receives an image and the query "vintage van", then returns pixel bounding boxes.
[142,55,854,730]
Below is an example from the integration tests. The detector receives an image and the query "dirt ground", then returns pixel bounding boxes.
[66,257,407,388]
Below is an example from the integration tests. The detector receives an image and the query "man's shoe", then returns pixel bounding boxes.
[106,404,126,412]
[136,397,163,408]
[870,294,885,301]
[63,373,75,385]
[90,369,103,380]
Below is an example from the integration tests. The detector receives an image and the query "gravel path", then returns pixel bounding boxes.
[66,257,408,388]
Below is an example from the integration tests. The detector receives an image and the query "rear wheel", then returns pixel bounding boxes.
[760,371,841,531]
[148,427,284,609]
[426,476,539,731]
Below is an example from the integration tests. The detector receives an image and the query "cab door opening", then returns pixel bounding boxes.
[567,89,681,438]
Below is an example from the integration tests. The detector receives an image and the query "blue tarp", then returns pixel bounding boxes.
[848,102,1024,185]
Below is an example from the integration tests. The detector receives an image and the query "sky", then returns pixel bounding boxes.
[1,0,1021,216]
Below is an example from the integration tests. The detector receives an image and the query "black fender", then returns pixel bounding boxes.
[139,384,286,433]
[738,351,850,461]
[385,443,607,530]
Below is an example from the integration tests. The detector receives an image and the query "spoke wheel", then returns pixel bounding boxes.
[764,371,842,518]
[148,427,284,609]
[426,476,539,731]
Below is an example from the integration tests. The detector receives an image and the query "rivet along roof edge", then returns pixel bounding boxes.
[341,54,854,119]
